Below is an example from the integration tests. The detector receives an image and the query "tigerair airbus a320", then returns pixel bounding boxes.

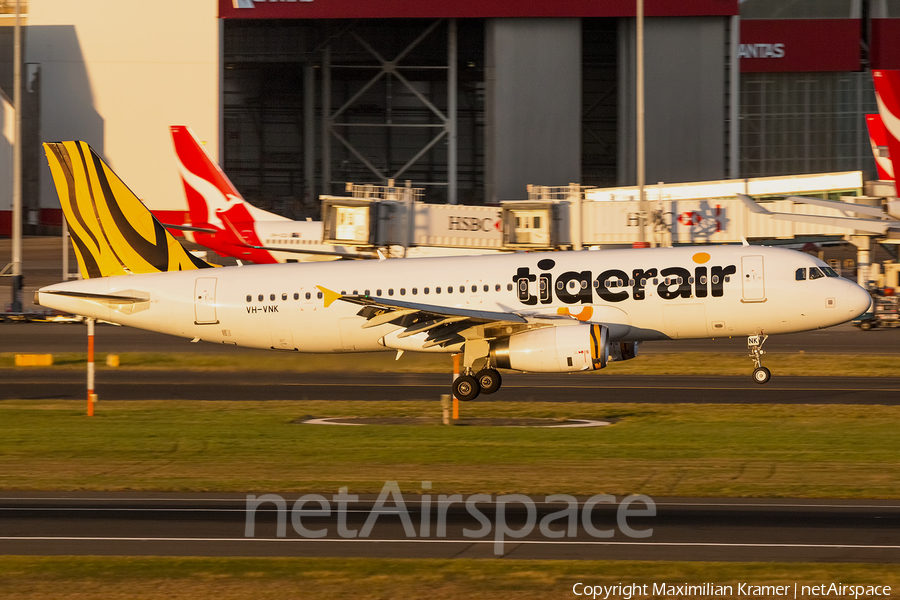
[36,142,871,399]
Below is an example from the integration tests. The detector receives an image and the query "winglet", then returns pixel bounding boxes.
[316,286,342,308]
[737,193,771,215]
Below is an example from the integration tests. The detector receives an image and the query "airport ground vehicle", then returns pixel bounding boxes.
[853,294,900,330]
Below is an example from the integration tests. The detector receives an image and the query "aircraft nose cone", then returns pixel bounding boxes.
[847,283,872,319]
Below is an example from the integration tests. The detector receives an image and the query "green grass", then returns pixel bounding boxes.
[2,351,899,376]
[2,400,899,497]
[0,557,898,600]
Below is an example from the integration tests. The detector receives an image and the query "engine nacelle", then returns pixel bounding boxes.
[490,324,608,373]
[608,341,640,362]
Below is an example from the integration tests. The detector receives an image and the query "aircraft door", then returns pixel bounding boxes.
[194,277,218,324]
[741,256,766,302]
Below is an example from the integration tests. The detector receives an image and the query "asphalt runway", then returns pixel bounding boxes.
[2,321,899,355]
[2,369,899,404]
[2,493,899,562]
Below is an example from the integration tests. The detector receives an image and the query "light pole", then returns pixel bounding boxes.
[636,0,648,247]
[11,0,23,312]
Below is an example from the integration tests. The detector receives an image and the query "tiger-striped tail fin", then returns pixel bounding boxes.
[43,141,213,278]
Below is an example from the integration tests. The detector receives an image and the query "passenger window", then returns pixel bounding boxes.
[305,292,311,300]
[246,295,252,303]
[282,293,287,301]
[711,276,719,284]
[809,267,824,280]
[412,288,417,295]
[317,292,323,299]
[352,290,358,295]
[724,276,731,283]
[495,284,500,292]
[270,294,275,301]
[365,290,370,296]
[688,277,694,285]
[472,285,477,293]
[389,289,394,296]
[448,286,453,294]
[796,268,806,281]
[377,289,382,296]
[436,287,442,294]
[507,283,513,291]
[459,286,465,293]
[400,289,406,296]
[640,278,647,286]
[424,287,430,294]
[652,278,658,285]
[293,293,299,300]
[258,294,264,302]
[700,276,707,284]
[483,285,489,292]
[628,279,635,286]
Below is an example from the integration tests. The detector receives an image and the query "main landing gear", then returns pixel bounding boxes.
[748,332,770,385]
[452,367,503,402]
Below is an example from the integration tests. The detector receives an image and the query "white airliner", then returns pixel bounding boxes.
[37,142,871,397]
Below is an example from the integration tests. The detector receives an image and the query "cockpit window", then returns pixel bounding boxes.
[821,266,839,278]
[808,267,824,280]
[795,268,806,281]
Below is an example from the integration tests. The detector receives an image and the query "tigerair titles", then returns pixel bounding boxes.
[511,254,737,306]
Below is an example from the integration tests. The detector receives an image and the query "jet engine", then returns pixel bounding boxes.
[608,341,640,362]
[489,324,608,373]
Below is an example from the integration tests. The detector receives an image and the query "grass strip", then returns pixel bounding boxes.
[1,351,899,376]
[0,556,898,599]
[1,400,899,497]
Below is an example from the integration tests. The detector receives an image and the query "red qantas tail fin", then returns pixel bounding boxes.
[865,114,894,181]
[872,70,900,182]
[170,126,287,228]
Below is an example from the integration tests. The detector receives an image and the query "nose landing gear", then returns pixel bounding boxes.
[748,332,770,384]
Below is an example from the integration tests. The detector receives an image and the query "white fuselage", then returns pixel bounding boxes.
[37,245,871,354]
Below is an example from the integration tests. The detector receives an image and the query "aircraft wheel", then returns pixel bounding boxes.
[752,367,771,385]
[475,368,502,394]
[860,321,873,331]
[453,375,480,401]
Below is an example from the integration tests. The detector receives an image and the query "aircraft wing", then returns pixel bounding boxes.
[737,194,899,236]
[237,241,372,260]
[319,286,565,349]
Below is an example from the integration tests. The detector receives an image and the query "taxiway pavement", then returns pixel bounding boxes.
[2,370,899,404]
[2,493,899,562]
